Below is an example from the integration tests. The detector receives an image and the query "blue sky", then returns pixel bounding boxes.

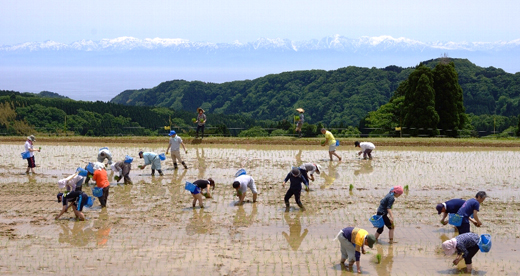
[1,0,519,45]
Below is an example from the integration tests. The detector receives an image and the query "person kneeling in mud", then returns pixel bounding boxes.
[190,178,215,208]
[282,167,308,211]
[55,191,90,221]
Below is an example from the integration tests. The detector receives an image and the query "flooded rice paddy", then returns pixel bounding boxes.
[0,142,519,275]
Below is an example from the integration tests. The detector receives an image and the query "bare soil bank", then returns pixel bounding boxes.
[2,135,520,147]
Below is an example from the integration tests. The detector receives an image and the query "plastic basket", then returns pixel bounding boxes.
[76,167,88,177]
[478,234,492,253]
[336,140,340,146]
[369,215,384,228]
[158,153,166,161]
[92,187,103,197]
[448,213,462,226]
[86,163,94,174]
[21,151,31,159]
[235,169,246,177]
[185,182,198,193]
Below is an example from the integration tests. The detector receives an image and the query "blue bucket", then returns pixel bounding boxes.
[478,234,492,253]
[76,167,88,177]
[85,196,95,208]
[369,215,384,228]
[92,187,103,197]
[21,151,31,159]
[235,168,246,177]
[185,181,198,193]
[159,153,166,161]
[448,213,462,226]
[336,140,340,146]
[86,163,94,174]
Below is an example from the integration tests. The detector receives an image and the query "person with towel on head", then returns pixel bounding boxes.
[334,226,376,273]
[195,107,207,139]
[111,155,133,184]
[92,162,110,208]
[374,186,404,243]
[97,147,113,166]
[24,135,41,174]
[436,198,466,226]
[138,150,164,176]
[442,232,481,274]
[282,167,308,211]
[232,169,257,205]
[58,167,88,192]
[166,130,188,170]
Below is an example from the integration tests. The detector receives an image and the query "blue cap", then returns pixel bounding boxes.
[124,155,134,163]
[169,130,176,136]
[76,167,88,177]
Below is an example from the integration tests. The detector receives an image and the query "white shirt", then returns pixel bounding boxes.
[234,174,256,193]
[168,136,183,151]
[360,142,375,151]
[24,140,34,158]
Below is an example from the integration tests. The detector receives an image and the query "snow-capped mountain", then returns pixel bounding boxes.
[2,35,520,52]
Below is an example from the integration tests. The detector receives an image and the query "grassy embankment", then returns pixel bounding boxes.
[2,136,519,147]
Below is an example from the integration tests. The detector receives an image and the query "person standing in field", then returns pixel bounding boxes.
[24,135,40,174]
[92,163,111,208]
[138,151,164,176]
[442,232,481,274]
[166,130,188,170]
[374,186,403,243]
[112,155,133,184]
[195,107,206,139]
[334,226,376,273]
[321,128,342,161]
[282,167,308,211]
[190,178,215,208]
[295,108,305,138]
[436,198,466,226]
[232,169,258,205]
[354,141,375,160]
[456,191,486,234]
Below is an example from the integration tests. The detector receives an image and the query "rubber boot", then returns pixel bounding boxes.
[182,161,188,169]
[174,163,178,170]
[158,170,164,176]
[285,202,290,212]
[298,203,306,211]
[151,169,155,176]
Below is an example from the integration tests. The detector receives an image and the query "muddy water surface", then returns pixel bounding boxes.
[0,143,519,275]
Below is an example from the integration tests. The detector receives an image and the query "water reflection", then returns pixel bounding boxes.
[58,221,94,247]
[171,169,187,185]
[374,244,394,276]
[196,148,207,179]
[295,150,302,165]
[95,209,111,247]
[185,208,213,236]
[320,161,339,189]
[232,204,258,228]
[354,160,374,176]
[282,212,308,251]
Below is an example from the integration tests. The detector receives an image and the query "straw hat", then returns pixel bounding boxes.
[296,108,305,113]
[27,135,36,142]
[197,107,205,113]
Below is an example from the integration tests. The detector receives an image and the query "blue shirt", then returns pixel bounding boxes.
[284,173,308,190]
[341,227,362,261]
[457,198,480,223]
[445,199,466,214]
[377,193,395,216]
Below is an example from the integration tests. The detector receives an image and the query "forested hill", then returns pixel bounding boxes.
[110,58,520,126]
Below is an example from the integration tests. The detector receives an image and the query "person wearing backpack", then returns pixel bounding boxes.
[55,191,91,221]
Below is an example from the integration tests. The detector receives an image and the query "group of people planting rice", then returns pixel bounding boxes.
[22,128,490,274]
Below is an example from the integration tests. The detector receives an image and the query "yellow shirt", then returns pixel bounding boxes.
[351,228,368,252]
[325,131,336,146]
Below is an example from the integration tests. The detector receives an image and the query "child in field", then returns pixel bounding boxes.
[24,135,41,174]
[334,226,376,273]
[190,178,215,208]
[92,163,110,208]
[282,167,309,211]
[55,191,91,221]
[374,185,403,243]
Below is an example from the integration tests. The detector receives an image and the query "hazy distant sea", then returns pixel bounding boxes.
[0,66,273,102]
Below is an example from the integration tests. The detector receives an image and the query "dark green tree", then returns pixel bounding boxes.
[403,65,439,136]
[433,61,466,137]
